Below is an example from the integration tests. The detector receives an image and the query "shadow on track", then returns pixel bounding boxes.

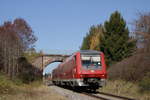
[50,84,99,94]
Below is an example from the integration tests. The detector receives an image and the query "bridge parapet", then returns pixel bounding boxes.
[32,54,70,70]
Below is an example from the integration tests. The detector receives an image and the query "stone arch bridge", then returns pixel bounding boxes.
[32,54,70,71]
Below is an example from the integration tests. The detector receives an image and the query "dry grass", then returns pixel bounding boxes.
[100,80,150,100]
[0,82,67,100]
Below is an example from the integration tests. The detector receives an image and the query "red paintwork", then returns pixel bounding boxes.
[52,51,107,80]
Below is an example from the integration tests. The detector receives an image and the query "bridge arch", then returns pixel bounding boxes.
[44,58,64,68]
[32,54,69,71]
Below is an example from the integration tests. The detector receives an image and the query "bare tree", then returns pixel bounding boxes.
[13,18,37,51]
[134,12,150,52]
[0,18,37,78]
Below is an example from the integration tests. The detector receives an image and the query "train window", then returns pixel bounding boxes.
[72,56,76,66]
[81,55,101,70]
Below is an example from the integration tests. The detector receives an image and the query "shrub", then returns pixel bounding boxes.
[0,73,13,94]
[108,53,150,81]
[18,57,42,84]
[139,74,150,92]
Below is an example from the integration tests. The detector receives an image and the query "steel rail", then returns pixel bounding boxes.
[82,92,136,100]
[98,92,136,100]
[82,92,109,100]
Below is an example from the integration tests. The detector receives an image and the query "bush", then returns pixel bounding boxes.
[0,73,13,94]
[19,70,34,84]
[108,53,150,81]
[18,57,42,84]
[139,75,150,92]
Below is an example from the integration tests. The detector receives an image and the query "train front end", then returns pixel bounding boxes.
[75,50,107,89]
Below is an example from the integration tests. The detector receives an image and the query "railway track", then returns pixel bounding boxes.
[50,85,136,100]
[82,92,136,100]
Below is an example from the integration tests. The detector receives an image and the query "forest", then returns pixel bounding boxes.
[0,18,41,83]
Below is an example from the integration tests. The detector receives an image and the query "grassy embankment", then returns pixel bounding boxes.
[0,73,66,100]
[100,80,150,100]
[99,51,150,100]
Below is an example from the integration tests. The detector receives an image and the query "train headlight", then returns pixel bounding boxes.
[90,70,95,72]
[80,74,83,78]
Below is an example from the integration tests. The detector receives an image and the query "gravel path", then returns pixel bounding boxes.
[49,86,99,100]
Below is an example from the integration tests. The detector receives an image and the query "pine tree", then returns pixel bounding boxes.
[100,11,135,65]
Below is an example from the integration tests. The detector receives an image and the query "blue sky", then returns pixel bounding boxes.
[0,0,150,52]
[0,0,150,73]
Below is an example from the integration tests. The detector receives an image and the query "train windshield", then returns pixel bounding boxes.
[81,55,101,70]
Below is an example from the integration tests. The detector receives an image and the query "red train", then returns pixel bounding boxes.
[52,50,107,90]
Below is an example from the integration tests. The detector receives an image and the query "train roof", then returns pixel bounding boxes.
[78,50,101,55]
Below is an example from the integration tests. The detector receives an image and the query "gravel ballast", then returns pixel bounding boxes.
[49,86,99,100]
